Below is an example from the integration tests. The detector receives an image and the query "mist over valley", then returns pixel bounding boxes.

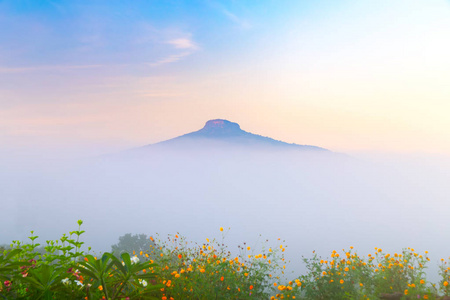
[2,119,449,281]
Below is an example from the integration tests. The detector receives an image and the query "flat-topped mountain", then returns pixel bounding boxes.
[137,119,328,152]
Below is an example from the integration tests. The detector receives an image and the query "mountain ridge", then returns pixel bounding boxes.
[138,119,329,152]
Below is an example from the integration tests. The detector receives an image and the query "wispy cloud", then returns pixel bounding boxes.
[139,92,185,98]
[149,52,192,67]
[0,64,103,74]
[205,0,252,29]
[166,38,199,50]
[149,35,199,67]
[222,8,252,29]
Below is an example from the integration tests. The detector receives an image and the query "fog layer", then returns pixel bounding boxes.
[1,147,449,280]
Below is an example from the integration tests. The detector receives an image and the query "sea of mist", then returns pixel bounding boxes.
[1,146,450,282]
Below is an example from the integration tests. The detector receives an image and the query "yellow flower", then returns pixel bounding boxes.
[247,246,251,251]
[340,279,344,284]
[444,281,449,287]
[220,227,223,232]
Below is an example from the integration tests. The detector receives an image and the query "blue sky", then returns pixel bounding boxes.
[1,0,450,156]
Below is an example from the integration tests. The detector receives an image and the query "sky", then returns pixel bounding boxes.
[1,0,450,157]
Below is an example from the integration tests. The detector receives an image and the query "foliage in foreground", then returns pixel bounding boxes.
[1,221,450,300]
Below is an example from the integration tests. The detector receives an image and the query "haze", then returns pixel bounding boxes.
[2,143,450,281]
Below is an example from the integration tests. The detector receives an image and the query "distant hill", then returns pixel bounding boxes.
[135,119,329,152]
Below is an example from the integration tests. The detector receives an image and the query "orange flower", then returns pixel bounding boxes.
[178,254,182,259]
[249,285,253,290]
[84,257,89,262]
[220,276,224,281]
[98,286,103,291]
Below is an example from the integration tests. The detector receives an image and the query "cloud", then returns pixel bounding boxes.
[0,64,103,74]
[149,35,199,67]
[222,9,251,29]
[149,52,192,67]
[139,92,185,98]
[205,0,251,29]
[166,38,199,50]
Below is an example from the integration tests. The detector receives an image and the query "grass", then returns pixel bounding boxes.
[1,221,450,299]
